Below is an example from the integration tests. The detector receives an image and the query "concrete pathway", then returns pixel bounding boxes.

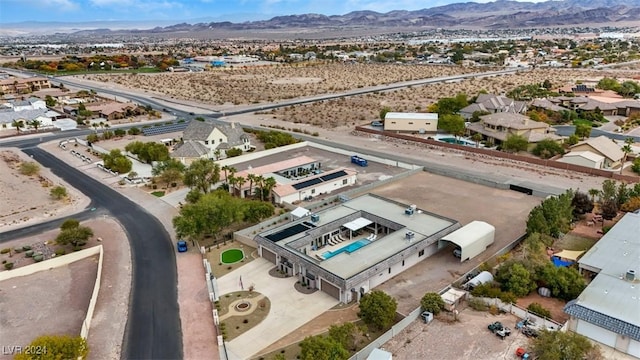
[217,259,338,359]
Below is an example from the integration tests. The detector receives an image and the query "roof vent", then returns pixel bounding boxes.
[626,270,636,282]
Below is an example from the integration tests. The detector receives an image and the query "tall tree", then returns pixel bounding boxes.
[358,290,397,330]
[502,134,529,153]
[263,176,277,203]
[29,119,42,131]
[235,176,247,197]
[531,330,600,360]
[183,158,220,194]
[621,138,634,174]
[299,336,349,360]
[255,175,265,201]
[11,120,24,134]
[247,173,256,198]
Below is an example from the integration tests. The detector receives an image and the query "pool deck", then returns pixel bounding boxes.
[321,238,370,259]
[308,233,371,260]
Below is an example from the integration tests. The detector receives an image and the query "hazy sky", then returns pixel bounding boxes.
[0,0,545,24]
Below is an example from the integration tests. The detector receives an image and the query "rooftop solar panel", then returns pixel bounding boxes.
[292,177,322,190]
[320,170,347,182]
[265,223,310,242]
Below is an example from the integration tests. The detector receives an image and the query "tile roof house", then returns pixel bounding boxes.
[570,136,624,169]
[0,108,60,131]
[171,120,251,163]
[465,112,562,145]
[564,212,640,358]
[459,94,527,120]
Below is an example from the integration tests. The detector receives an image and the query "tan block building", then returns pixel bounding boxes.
[383,112,438,133]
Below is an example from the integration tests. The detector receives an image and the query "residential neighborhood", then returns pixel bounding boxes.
[1,4,640,360]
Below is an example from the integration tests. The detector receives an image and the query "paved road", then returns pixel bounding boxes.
[0,139,182,359]
[554,125,640,142]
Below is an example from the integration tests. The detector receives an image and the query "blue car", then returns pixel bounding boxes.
[177,240,188,253]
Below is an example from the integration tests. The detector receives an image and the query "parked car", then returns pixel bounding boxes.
[371,121,383,127]
[453,248,461,258]
[177,240,188,252]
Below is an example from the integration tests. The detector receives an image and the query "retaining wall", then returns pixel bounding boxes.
[0,245,104,340]
[354,126,640,183]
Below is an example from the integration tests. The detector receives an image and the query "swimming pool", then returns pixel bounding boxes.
[437,137,477,146]
[322,239,371,259]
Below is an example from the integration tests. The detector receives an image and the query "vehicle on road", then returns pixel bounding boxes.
[177,240,188,252]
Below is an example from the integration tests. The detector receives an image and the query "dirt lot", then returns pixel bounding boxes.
[369,171,542,314]
[0,148,87,231]
[0,257,98,359]
[385,309,530,360]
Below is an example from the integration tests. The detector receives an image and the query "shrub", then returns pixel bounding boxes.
[632,158,640,174]
[128,127,141,135]
[20,162,40,176]
[532,139,564,159]
[527,302,552,318]
[468,297,489,311]
[55,249,66,256]
[25,250,34,257]
[22,245,31,251]
[13,247,22,253]
[50,185,68,200]
[4,262,14,270]
[420,292,445,315]
[0,248,10,254]
[33,254,44,262]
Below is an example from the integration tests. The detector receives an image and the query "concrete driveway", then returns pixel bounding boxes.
[217,258,338,359]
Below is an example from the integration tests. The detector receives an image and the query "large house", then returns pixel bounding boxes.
[0,76,51,95]
[568,136,624,169]
[459,94,527,120]
[254,194,461,303]
[171,120,251,163]
[0,108,62,131]
[465,113,562,145]
[564,212,640,358]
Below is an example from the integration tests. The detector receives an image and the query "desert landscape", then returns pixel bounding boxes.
[79,62,482,105]
[80,64,639,128]
[0,149,87,230]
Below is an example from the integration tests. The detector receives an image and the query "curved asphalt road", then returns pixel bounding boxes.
[0,139,182,359]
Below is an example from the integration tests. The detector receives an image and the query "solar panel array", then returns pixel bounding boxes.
[572,84,594,93]
[292,170,349,190]
[142,122,189,136]
[265,223,311,242]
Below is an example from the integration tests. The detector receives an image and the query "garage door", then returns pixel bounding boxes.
[262,247,277,264]
[320,279,341,300]
[576,320,617,347]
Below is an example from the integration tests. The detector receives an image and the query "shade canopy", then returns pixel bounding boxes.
[553,249,585,261]
[343,217,373,231]
[291,207,310,219]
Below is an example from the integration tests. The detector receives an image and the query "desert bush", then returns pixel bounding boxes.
[55,249,66,256]
[4,262,14,270]
[468,297,489,311]
[25,250,34,257]
[22,245,31,251]
[527,302,552,318]
[0,248,10,254]
[20,162,40,176]
[33,255,44,262]
[13,247,22,253]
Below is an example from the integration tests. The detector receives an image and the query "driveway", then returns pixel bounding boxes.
[217,259,338,359]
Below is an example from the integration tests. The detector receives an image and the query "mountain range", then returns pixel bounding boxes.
[135,0,640,33]
[4,0,640,37]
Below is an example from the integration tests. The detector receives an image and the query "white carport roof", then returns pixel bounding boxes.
[343,217,372,231]
[441,221,495,261]
[291,206,310,219]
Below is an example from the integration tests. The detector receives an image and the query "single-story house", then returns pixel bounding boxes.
[557,151,605,169]
[569,136,624,169]
[383,112,438,133]
[465,112,562,145]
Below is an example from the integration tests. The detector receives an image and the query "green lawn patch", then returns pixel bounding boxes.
[221,248,244,264]
[555,233,598,251]
[151,191,165,197]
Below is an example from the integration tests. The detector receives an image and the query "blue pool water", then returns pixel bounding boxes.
[322,239,371,259]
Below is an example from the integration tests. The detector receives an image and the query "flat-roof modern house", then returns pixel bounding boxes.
[564,212,640,358]
[254,194,461,302]
[232,156,357,204]
[383,112,438,133]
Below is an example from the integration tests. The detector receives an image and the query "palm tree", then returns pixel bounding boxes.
[236,176,247,197]
[263,177,277,203]
[621,138,634,174]
[588,188,601,205]
[472,133,483,148]
[11,120,24,134]
[29,119,42,132]
[255,175,265,201]
[221,165,230,184]
[247,173,256,198]
[228,176,238,196]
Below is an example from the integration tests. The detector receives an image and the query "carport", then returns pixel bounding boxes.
[439,221,495,262]
[343,217,373,240]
